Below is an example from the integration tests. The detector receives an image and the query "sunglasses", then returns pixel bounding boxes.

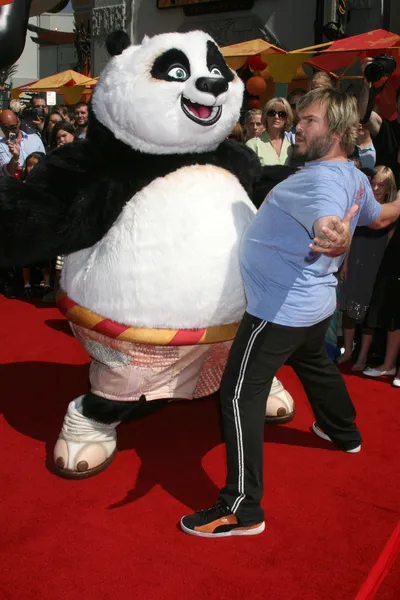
[267,110,287,119]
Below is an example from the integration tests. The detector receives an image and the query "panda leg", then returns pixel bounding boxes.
[53,392,168,479]
[265,377,296,425]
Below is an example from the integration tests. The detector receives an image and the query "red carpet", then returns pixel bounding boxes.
[1,296,399,600]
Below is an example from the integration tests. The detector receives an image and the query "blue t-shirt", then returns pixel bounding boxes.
[240,160,382,327]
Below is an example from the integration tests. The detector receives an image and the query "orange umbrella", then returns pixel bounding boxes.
[11,70,94,104]
[221,39,285,71]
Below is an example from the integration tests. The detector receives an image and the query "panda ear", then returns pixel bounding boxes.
[106,30,131,56]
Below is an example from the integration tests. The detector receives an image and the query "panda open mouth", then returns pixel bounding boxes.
[181,95,222,126]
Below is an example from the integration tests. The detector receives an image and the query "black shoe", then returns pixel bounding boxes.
[180,499,265,538]
[40,284,52,298]
[4,284,18,299]
[23,286,33,299]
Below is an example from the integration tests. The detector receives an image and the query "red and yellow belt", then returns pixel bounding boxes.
[56,290,240,346]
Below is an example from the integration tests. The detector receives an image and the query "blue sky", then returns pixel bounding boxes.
[62,1,73,11]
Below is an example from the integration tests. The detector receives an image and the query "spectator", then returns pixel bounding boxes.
[243,109,265,141]
[354,123,376,169]
[74,101,88,139]
[228,122,245,143]
[22,151,45,179]
[361,222,400,385]
[29,94,48,135]
[45,120,75,303]
[310,71,333,91]
[54,104,70,122]
[41,111,63,150]
[9,99,25,117]
[31,93,48,116]
[246,98,293,166]
[360,59,400,185]
[0,109,45,177]
[286,88,307,144]
[20,152,52,298]
[338,165,397,369]
[51,121,76,148]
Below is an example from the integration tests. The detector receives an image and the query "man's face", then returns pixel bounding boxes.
[0,115,19,140]
[32,97,48,116]
[289,94,303,124]
[75,105,88,127]
[244,115,265,139]
[295,100,335,161]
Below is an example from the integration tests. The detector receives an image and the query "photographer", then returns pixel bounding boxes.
[0,110,45,177]
[27,94,48,134]
[359,55,400,184]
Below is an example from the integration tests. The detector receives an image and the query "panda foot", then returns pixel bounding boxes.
[265,378,295,425]
[53,396,119,479]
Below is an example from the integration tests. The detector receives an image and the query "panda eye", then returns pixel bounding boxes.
[168,66,188,81]
[210,66,223,77]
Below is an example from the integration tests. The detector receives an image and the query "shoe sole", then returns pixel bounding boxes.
[265,409,296,425]
[312,423,361,453]
[53,449,117,479]
[180,520,265,538]
[363,370,396,377]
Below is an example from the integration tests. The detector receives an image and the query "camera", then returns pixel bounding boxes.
[23,106,45,120]
[364,53,397,83]
[8,132,16,142]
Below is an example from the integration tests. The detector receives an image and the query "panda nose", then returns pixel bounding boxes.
[195,77,228,97]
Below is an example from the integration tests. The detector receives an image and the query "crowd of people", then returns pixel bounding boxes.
[0,95,89,301]
[228,68,400,389]
[1,65,399,388]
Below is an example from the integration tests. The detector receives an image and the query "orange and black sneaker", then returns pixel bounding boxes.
[180,500,265,538]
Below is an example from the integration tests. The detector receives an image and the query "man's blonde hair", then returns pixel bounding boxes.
[262,97,293,132]
[297,88,359,155]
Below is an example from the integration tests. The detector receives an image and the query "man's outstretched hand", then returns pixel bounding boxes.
[310,204,358,257]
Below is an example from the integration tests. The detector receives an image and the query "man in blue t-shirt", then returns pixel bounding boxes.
[181,88,400,539]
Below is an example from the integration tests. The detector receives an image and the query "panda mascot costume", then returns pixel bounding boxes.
[0,30,295,479]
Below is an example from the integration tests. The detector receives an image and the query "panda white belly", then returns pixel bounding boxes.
[62,164,256,329]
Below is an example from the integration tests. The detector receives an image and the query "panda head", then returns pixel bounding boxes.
[91,30,244,155]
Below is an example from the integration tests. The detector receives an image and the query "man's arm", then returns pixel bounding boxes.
[368,194,400,229]
[358,58,382,137]
[364,111,382,138]
[1,140,21,177]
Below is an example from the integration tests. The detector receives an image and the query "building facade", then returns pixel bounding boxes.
[90,0,390,77]
[10,12,75,89]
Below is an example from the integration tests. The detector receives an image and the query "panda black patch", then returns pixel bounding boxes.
[206,41,234,82]
[151,49,191,82]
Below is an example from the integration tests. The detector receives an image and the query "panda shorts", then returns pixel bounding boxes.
[72,323,232,402]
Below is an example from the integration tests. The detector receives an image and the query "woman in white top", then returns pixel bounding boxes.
[246,97,294,166]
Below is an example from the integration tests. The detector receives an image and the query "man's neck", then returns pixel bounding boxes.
[76,125,87,133]
[311,147,348,163]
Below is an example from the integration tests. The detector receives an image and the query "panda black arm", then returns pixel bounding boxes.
[214,139,262,197]
[0,142,127,267]
[252,165,298,208]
